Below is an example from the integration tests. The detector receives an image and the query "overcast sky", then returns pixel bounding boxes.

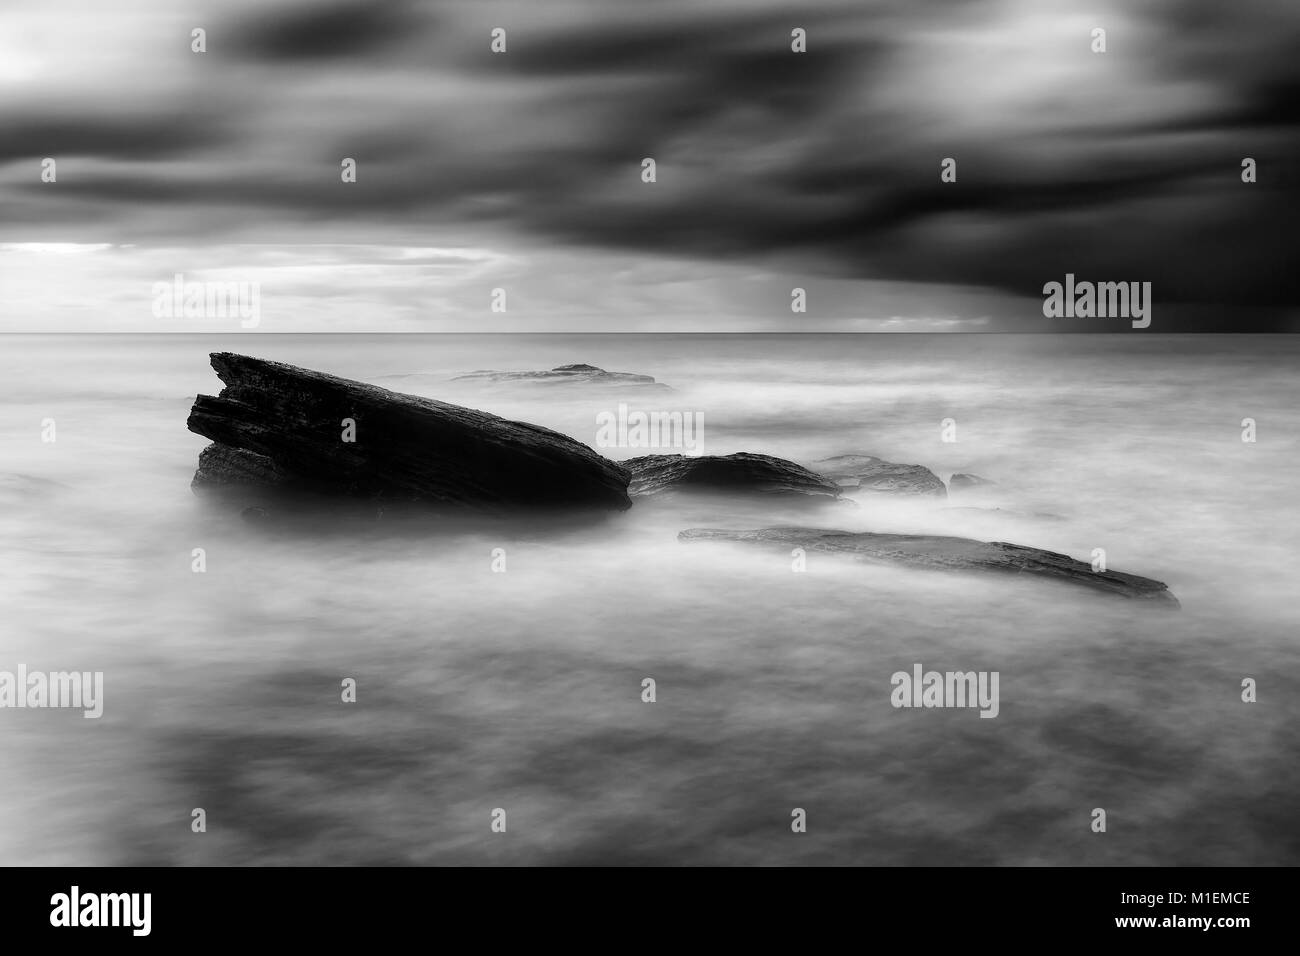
[1,0,1297,331]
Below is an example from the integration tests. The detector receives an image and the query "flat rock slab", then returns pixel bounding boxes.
[678,526,1179,606]
[451,363,671,390]
[187,352,632,512]
[626,453,842,501]
[809,455,947,497]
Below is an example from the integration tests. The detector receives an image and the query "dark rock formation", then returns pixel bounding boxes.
[451,363,671,390]
[678,527,1178,605]
[809,455,947,497]
[949,473,996,490]
[625,453,842,501]
[187,353,632,512]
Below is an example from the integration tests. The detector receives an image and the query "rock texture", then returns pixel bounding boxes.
[192,443,294,490]
[451,363,671,390]
[678,527,1178,605]
[625,453,842,501]
[809,455,947,497]
[187,353,632,511]
[949,473,996,490]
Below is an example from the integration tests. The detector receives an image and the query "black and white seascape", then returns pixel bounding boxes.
[1,0,1298,869]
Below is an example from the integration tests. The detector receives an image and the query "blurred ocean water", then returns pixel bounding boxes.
[0,333,1297,865]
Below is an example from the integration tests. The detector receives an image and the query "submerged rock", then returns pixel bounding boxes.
[809,455,947,497]
[625,453,842,501]
[678,526,1178,605]
[0,473,68,499]
[943,506,1066,521]
[451,363,671,390]
[186,353,632,512]
[240,505,271,524]
[949,473,996,491]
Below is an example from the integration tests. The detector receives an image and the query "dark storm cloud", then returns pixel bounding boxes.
[2,0,1298,325]
[496,9,849,76]
[231,0,425,61]
[0,113,232,163]
[454,1,1300,314]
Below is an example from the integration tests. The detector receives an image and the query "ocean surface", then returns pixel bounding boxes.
[1,333,1298,865]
